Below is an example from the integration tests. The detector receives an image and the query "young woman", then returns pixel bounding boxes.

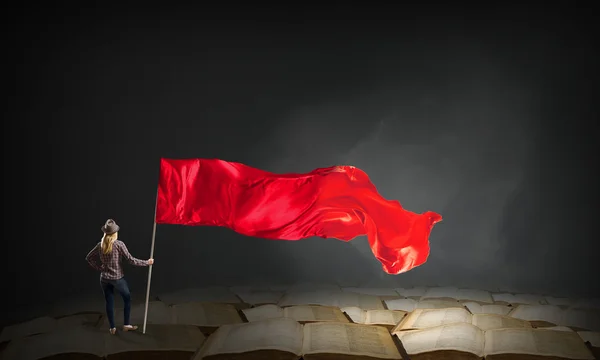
[86,219,154,334]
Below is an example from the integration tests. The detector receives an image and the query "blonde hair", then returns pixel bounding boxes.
[101,232,118,254]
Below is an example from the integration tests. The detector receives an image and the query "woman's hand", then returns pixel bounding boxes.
[147,258,154,265]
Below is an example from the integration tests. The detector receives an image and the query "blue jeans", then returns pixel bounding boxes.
[100,277,132,329]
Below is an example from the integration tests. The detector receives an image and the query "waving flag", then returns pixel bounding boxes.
[156,158,442,274]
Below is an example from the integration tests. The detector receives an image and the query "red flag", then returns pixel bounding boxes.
[156,158,442,274]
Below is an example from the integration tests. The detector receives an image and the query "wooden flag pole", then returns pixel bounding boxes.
[142,191,158,334]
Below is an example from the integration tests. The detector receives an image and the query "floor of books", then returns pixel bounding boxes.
[1,284,599,360]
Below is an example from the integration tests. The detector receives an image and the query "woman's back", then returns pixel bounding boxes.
[99,240,126,279]
[89,239,149,280]
[86,219,153,334]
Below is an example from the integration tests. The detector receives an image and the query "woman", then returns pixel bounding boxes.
[86,219,154,335]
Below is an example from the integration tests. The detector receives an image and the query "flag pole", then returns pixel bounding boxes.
[142,190,158,334]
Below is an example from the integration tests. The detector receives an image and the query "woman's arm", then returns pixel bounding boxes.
[85,243,104,271]
[117,242,150,266]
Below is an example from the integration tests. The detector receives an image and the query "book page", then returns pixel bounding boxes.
[385,298,417,312]
[277,290,332,307]
[172,302,243,327]
[197,317,303,357]
[0,316,57,343]
[365,310,407,326]
[341,307,367,324]
[302,322,401,359]
[235,291,283,306]
[397,308,472,330]
[158,287,242,305]
[393,329,419,340]
[287,283,341,293]
[456,289,494,304]
[484,328,595,359]
[463,302,483,314]
[545,296,575,307]
[421,286,459,300]
[471,314,532,331]
[540,326,574,332]
[513,293,547,305]
[342,287,400,297]
[0,326,107,360]
[242,304,284,322]
[416,299,464,309]
[562,308,600,331]
[336,292,385,310]
[508,305,564,325]
[283,305,348,323]
[492,293,517,304]
[277,290,338,307]
[578,331,600,347]
[464,301,511,315]
[109,301,173,327]
[106,324,205,354]
[480,304,513,316]
[55,313,102,329]
[399,322,485,357]
[397,287,428,298]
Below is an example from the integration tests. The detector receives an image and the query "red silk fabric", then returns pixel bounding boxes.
[156,158,442,274]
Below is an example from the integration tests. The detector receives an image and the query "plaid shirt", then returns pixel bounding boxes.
[86,240,149,280]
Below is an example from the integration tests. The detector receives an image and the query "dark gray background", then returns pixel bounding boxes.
[4,4,598,326]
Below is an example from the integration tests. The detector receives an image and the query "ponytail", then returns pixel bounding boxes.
[101,232,118,254]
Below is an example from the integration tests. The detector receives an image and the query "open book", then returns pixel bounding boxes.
[103,300,174,327]
[384,298,419,312]
[421,287,495,304]
[484,327,595,360]
[491,293,547,306]
[392,307,532,332]
[102,300,245,334]
[106,324,206,359]
[578,331,600,359]
[0,312,103,343]
[507,304,600,331]
[195,317,403,360]
[341,287,402,299]
[171,302,244,334]
[341,307,407,329]
[508,304,566,328]
[277,290,385,310]
[241,304,349,324]
[395,287,428,299]
[1,324,206,360]
[396,322,595,360]
[385,298,466,312]
[578,331,600,348]
[232,290,284,306]
[157,287,246,309]
[462,302,512,316]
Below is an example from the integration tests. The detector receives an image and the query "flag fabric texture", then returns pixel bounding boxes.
[156,158,442,274]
